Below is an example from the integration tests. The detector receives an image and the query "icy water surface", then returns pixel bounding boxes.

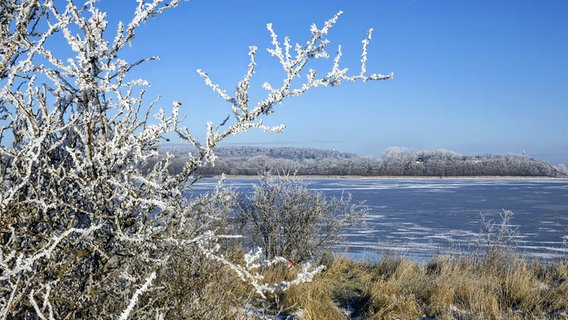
[192,178,568,262]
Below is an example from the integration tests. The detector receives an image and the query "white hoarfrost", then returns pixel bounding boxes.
[0,0,392,318]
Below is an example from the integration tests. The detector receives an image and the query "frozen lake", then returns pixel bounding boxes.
[192,177,568,262]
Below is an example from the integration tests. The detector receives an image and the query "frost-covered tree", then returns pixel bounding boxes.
[0,0,392,317]
[554,163,568,176]
[380,147,416,175]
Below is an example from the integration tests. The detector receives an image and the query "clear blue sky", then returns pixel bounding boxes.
[98,1,568,164]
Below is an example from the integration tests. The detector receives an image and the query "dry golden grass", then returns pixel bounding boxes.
[364,257,427,319]
[283,279,346,320]
[157,248,567,319]
[269,252,568,320]
[429,256,503,319]
[275,256,371,319]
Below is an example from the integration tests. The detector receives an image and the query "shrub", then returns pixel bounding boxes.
[235,174,368,263]
[0,0,391,317]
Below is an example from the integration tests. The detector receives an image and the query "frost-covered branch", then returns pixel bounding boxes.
[199,245,325,299]
[0,1,390,317]
[119,272,156,320]
[188,11,392,186]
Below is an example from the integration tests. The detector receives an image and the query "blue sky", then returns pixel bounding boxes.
[98,1,568,164]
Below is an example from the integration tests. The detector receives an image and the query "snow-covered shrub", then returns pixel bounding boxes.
[0,0,391,317]
[235,174,368,263]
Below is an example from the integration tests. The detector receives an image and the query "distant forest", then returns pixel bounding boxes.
[161,146,568,177]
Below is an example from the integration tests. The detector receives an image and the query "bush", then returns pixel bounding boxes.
[0,1,390,317]
[235,174,367,263]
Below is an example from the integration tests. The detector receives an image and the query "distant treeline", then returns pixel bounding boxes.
[161,146,568,177]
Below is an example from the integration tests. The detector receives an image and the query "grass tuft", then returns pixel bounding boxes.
[267,252,568,319]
